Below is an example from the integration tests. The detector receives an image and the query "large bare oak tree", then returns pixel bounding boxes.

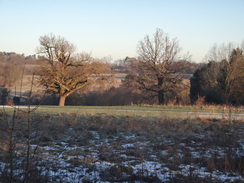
[123,28,190,104]
[36,34,108,106]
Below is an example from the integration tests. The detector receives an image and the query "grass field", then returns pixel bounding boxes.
[3,105,244,120]
[0,105,244,182]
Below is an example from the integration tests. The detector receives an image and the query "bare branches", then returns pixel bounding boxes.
[37,34,76,66]
[137,28,182,65]
[203,42,244,62]
[36,34,108,106]
[125,28,189,104]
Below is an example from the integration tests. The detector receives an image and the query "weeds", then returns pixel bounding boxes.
[0,108,243,182]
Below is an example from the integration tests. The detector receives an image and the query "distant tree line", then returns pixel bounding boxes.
[0,52,37,87]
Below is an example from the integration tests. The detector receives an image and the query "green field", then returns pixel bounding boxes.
[2,105,244,120]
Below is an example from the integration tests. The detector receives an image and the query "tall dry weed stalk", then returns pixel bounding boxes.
[0,72,49,183]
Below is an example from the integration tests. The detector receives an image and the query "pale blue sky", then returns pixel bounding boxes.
[0,0,243,62]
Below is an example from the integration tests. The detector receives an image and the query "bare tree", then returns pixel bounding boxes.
[123,28,190,104]
[36,34,108,106]
[204,41,244,62]
[204,43,234,62]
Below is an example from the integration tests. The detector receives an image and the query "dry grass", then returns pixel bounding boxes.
[0,109,243,182]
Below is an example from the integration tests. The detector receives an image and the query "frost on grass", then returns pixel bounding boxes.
[0,113,243,182]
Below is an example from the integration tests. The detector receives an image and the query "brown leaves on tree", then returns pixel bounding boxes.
[36,34,109,106]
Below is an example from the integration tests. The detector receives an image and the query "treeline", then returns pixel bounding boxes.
[0,52,37,87]
[0,34,243,106]
[0,53,199,106]
[190,47,244,105]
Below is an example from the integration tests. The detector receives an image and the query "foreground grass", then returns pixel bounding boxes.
[0,109,243,182]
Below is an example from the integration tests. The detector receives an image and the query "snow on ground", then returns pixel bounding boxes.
[0,115,243,182]
[2,131,241,183]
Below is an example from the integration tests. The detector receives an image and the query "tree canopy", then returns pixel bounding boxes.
[190,48,244,105]
[36,34,108,106]
[123,28,190,105]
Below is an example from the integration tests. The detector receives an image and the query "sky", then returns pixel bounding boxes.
[0,0,243,62]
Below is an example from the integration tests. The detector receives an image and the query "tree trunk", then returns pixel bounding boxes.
[157,77,164,105]
[59,95,66,106]
[158,90,164,105]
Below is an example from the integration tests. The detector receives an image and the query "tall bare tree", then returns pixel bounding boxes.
[36,34,108,106]
[123,28,190,104]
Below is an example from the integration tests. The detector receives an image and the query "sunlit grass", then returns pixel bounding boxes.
[2,105,244,120]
